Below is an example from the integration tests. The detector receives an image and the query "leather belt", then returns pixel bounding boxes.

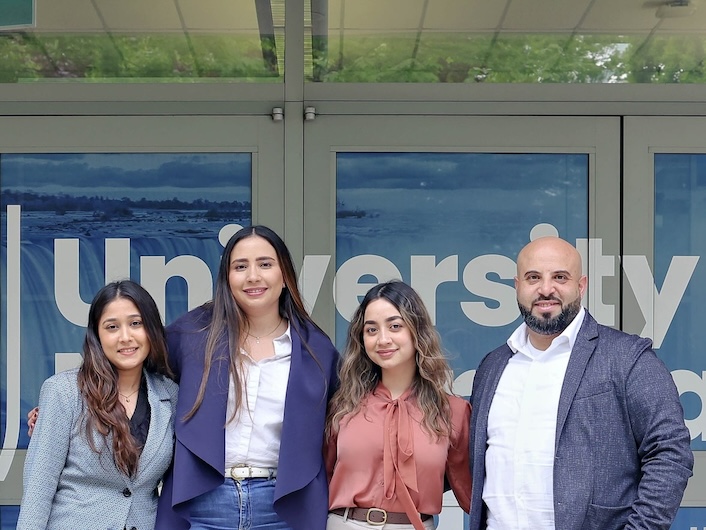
[225,465,277,480]
[330,507,432,525]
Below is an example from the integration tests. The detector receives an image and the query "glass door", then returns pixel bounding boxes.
[0,115,284,522]
[303,114,620,527]
[624,116,706,526]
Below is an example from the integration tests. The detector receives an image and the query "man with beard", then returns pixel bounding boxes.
[467,236,693,530]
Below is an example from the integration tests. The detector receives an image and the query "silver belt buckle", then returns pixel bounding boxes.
[229,464,251,480]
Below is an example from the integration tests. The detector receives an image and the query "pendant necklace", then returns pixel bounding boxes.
[248,318,283,344]
[119,388,139,403]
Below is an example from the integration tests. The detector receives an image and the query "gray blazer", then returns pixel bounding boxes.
[18,368,178,530]
[469,311,694,530]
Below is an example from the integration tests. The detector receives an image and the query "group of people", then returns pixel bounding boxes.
[19,227,694,530]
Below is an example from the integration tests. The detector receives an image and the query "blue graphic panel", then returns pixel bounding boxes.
[0,506,19,530]
[335,152,589,385]
[671,507,706,529]
[1,152,252,463]
[654,153,706,450]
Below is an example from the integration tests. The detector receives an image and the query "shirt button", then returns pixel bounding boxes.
[122,488,132,497]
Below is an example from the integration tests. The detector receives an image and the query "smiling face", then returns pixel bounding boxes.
[228,235,284,319]
[515,237,587,347]
[363,298,417,379]
[98,297,150,378]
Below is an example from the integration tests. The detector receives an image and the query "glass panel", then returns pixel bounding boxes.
[672,508,706,528]
[309,0,706,83]
[654,153,706,450]
[0,152,251,463]
[335,152,588,385]
[0,0,285,83]
[0,506,19,530]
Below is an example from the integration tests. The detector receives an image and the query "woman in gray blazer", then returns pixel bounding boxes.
[18,280,178,530]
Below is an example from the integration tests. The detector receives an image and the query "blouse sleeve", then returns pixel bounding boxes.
[445,396,472,513]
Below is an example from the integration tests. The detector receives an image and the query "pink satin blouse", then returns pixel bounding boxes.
[325,383,472,515]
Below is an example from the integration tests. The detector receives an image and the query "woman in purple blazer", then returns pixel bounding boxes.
[156,225,340,530]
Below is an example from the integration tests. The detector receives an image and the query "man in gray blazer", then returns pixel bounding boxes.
[469,236,693,530]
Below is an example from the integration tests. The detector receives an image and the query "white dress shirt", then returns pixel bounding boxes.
[484,307,585,530]
[225,322,292,469]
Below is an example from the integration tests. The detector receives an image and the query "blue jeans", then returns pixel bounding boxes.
[188,478,293,530]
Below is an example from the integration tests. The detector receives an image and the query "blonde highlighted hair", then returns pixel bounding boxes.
[326,280,454,439]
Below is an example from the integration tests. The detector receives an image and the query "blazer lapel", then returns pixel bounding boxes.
[554,312,599,451]
[137,373,173,479]
[275,322,326,500]
[276,325,302,498]
[473,347,513,456]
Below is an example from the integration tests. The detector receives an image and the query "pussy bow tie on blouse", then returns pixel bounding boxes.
[376,386,419,501]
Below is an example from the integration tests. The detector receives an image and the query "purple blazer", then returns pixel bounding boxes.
[156,305,340,530]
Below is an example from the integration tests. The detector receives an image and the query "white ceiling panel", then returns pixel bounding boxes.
[582,0,665,32]
[503,0,593,31]
[27,0,706,36]
[330,0,427,31]
[93,0,182,32]
[178,0,260,32]
[424,0,509,31]
[35,0,103,31]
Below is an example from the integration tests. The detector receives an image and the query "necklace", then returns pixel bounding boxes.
[118,388,139,403]
[247,318,283,344]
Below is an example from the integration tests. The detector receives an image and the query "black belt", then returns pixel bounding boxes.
[330,507,432,525]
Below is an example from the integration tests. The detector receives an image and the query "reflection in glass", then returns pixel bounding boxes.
[0,0,285,83]
[2,0,704,84]
[309,0,706,83]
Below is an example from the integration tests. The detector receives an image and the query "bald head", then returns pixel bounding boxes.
[517,236,584,280]
[515,236,587,349]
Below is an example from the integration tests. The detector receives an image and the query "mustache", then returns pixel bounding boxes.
[533,295,561,304]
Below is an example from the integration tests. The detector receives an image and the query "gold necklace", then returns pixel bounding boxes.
[118,388,139,403]
[247,318,283,344]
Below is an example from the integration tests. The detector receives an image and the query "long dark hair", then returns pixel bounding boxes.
[326,280,453,439]
[185,225,326,421]
[77,280,172,477]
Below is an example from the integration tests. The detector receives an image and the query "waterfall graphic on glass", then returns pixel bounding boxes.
[1,152,252,478]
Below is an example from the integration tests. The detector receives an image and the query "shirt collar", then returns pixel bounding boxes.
[507,306,586,356]
[276,320,292,343]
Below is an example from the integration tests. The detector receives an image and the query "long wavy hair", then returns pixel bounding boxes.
[326,280,453,440]
[77,280,173,477]
[184,225,326,421]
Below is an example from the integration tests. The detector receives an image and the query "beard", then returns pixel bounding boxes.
[518,295,582,336]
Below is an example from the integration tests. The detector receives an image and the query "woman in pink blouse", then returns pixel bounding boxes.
[325,280,471,530]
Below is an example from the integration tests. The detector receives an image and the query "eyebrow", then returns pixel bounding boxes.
[524,269,572,276]
[364,315,403,325]
[101,313,141,323]
[231,256,276,263]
